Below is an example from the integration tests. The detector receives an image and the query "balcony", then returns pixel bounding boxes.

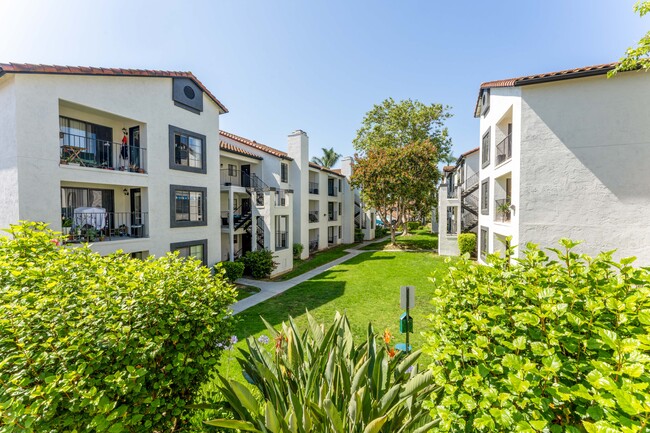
[328,235,338,245]
[328,186,338,197]
[496,134,512,165]
[309,210,319,223]
[328,211,338,222]
[447,187,458,199]
[309,182,319,194]
[309,238,319,252]
[495,198,511,222]
[61,210,148,243]
[60,132,147,173]
[275,190,289,207]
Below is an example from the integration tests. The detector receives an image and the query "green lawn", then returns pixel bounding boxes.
[361,229,438,251]
[234,284,260,301]
[272,242,358,281]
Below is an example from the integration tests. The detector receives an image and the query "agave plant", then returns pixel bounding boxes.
[205,312,440,432]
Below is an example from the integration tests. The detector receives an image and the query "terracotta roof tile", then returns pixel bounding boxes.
[220,141,263,160]
[460,147,480,158]
[220,130,292,160]
[443,165,456,173]
[474,62,618,117]
[0,62,228,113]
[309,162,345,177]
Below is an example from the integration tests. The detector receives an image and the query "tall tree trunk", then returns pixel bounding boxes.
[390,226,396,245]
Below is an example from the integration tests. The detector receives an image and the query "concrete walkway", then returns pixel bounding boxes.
[230,236,390,314]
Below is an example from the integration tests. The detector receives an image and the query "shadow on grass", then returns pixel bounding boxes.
[342,253,396,265]
[235,281,347,338]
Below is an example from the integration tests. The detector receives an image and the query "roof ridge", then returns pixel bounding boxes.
[220,130,292,160]
[0,62,228,113]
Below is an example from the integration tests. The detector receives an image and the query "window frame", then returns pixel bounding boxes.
[168,125,207,174]
[280,162,289,183]
[480,227,488,259]
[480,179,490,215]
[170,239,207,266]
[170,185,208,228]
[481,128,491,168]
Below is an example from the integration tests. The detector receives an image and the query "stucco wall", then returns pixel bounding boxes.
[10,73,223,264]
[519,72,650,264]
[0,75,19,231]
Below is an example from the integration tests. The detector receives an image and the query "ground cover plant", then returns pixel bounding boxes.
[361,229,438,251]
[0,222,236,432]
[205,313,440,432]
[425,239,650,432]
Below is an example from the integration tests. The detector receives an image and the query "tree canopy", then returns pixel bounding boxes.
[611,1,650,75]
[311,147,341,168]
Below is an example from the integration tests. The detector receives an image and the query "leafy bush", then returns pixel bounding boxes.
[407,221,420,231]
[354,228,365,242]
[216,260,245,283]
[240,249,278,279]
[0,222,237,432]
[206,312,440,432]
[425,239,650,432]
[375,226,388,237]
[292,242,304,259]
[457,232,477,256]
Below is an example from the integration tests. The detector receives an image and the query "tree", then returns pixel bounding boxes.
[311,147,341,168]
[351,98,451,242]
[351,140,441,245]
[610,1,650,75]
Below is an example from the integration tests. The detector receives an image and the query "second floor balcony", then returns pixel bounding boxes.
[60,132,147,173]
[495,198,511,222]
[309,210,319,223]
[309,182,319,194]
[61,209,149,243]
[496,134,512,165]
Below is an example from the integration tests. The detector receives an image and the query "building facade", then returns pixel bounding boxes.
[0,63,227,265]
[475,63,650,265]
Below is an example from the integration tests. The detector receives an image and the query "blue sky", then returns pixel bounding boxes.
[0,0,646,161]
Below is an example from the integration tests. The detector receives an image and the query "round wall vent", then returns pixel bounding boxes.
[184,85,196,99]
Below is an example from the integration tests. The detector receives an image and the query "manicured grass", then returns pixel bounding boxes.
[234,284,260,301]
[361,229,438,251]
[272,242,358,281]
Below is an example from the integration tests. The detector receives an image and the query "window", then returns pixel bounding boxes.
[481,129,490,167]
[480,227,488,259]
[328,226,336,244]
[228,164,236,176]
[130,251,147,260]
[281,162,289,183]
[338,226,342,238]
[338,203,342,216]
[370,213,375,229]
[328,202,336,221]
[171,240,207,265]
[169,125,206,174]
[275,215,288,250]
[328,179,337,196]
[170,185,207,227]
[480,179,489,215]
[59,116,113,168]
[338,179,342,192]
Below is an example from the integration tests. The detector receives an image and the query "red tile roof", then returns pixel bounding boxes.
[443,165,456,173]
[220,130,292,160]
[460,147,479,158]
[220,141,263,160]
[0,62,228,113]
[309,162,345,177]
[474,62,618,117]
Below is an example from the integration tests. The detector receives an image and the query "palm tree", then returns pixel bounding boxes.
[311,147,342,168]
[441,153,457,166]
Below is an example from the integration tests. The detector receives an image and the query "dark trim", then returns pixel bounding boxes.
[174,101,202,115]
[479,226,489,259]
[481,129,491,169]
[170,239,208,266]
[170,185,208,228]
[220,147,263,160]
[515,67,614,87]
[480,179,490,215]
[168,125,207,174]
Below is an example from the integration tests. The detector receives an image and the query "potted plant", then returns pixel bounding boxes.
[496,201,512,222]
[61,217,72,236]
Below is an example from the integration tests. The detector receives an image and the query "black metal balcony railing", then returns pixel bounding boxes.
[309,182,319,194]
[328,186,338,196]
[463,173,480,190]
[60,132,147,173]
[309,238,319,252]
[309,210,319,223]
[496,134,512,165]
[495,198,511,222]
[328,211,338,222]
[275,190,289,207]
[61,210,148,243]
[275,231,288,250]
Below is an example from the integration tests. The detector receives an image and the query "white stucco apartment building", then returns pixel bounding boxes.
[0,63,227,265]
[437,147,480,255]
[475,63,650,265]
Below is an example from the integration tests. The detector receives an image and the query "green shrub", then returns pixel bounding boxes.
[206,312,440,432]
[425,239,650,432]
[240,249,277,279]
[354,228,365,242]
[375,226,388,237]
[407,221,420,231]
[292,242,303,259]
[0,222,237,432]
[216,260,245,283]
[457,232,477,256]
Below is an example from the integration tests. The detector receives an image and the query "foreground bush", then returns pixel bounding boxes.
[206,312,440,432]
[217,260,245,283]
[457,232,476,256]
[240,249,277,278]
[354,228,365,242]
[0,222,236,432]
[425,239,650,432]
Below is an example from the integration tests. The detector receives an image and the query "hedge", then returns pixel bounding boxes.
[216,260,245,283]
[0,222,236,432]
[457,232,477,256]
